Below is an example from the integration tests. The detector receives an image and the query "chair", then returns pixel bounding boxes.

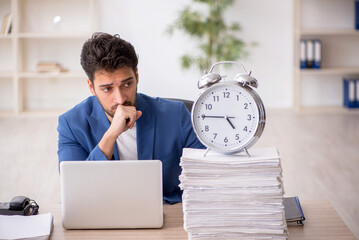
[166,98,194,113]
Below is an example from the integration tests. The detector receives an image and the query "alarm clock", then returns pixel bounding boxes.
[191,61,266,155]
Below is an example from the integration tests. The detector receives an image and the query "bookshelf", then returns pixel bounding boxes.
[0,0,95,115]
[293,0,359,111]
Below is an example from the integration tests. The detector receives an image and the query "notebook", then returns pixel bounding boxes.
[60,160,163,229]
[284,196,305,225]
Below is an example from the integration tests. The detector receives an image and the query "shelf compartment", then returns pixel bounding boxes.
[295,106,359,114]
[20,38,85,73]
[0,77,14,111]
[299,67,359,76]
[19,71,86,79]
[300,29,359,36]
[18,32,91,39]
[21,77,90,112]
[0,35,12,39]
[18,0,92,34]
[0,71,13,78]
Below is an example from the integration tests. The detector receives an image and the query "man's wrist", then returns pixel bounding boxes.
[104,128,119,142]
[98,130,118,160]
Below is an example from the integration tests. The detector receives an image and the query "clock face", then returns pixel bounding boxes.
[192,81,264,153]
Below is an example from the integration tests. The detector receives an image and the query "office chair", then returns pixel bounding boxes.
[166,98,194,113]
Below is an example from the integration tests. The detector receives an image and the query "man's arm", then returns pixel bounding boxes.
[98,105,142,160]
[57,114,108,164]
[57,105,142,164]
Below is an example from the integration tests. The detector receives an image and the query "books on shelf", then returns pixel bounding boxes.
[355,0,359,30]
[36,62,67,73]
[1,13,12,36]
[343,78,359,108]
[179,147,288,239]
[283,196,305,226]
[0,213,53,240]
[300,39,321,69]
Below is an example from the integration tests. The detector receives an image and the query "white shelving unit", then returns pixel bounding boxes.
[0,0,95,115]
[293,0,359,112]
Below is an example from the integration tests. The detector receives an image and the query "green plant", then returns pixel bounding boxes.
[167,0,249,71]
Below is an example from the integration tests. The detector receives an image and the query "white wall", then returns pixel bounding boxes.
[95,0,294,108]
[0,0,294,110]
[6,0,357,110]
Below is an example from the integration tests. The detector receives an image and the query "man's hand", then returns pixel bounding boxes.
[108,105,142,138]
[99,105,142,160]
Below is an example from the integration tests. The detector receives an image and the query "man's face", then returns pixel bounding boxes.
[87,66,139,120]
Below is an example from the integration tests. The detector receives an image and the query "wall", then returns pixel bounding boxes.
[0,0,294,110]
[95,0,294,108]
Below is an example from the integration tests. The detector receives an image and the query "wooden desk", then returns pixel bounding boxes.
[42,200,355,240]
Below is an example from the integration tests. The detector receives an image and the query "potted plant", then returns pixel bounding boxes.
[167,0,251,71]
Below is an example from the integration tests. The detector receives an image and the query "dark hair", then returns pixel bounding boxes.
[80,32,138,82]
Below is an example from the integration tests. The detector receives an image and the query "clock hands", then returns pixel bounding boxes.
[201,114,236,129]
[224,116,235,129]
[201,114,235,119]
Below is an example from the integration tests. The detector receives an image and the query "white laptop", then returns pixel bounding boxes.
[60,160,163,229]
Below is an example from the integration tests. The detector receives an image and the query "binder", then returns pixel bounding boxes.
[343,78,358,108]
[1,13,12,35]
[355,0,359,30]
[283,196,305,226]
[300,40,307,69]
[306,40,314,68]
[313,40,321,69]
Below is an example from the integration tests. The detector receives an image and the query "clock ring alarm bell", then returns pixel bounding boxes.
[191,61,266,156]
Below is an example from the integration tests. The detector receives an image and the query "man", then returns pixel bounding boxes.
[57,32,204,204]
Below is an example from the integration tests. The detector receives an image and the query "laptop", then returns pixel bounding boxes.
[60,160,163,229]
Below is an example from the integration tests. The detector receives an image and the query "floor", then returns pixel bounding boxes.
[0,109,358,239]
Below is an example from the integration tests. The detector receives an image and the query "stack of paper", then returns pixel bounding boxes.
[179,148,288,239]
[0,213,53,240]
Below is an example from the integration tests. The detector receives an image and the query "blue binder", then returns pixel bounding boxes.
[300,40,307,69]
[343,78,359,108]
[306,40,314,68]
[356,0,359,30]
[313,39,321,69]
[284,196,305,225]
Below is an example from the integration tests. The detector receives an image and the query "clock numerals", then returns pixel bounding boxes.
[223,92,230,98]
[213,96,219,102]
[193,81,264,153]
[205,125,209,132]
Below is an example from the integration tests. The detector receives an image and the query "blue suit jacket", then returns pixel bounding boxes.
[57,93,204,204]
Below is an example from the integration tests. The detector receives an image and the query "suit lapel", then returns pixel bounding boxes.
[86,97,119,159]
[136,94,155,160]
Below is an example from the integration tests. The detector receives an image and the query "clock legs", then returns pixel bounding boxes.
[244,147,250,157]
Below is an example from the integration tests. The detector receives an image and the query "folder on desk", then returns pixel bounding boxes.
[284,196,305,226]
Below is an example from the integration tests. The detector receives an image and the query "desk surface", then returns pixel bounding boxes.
[42,200,355,240]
